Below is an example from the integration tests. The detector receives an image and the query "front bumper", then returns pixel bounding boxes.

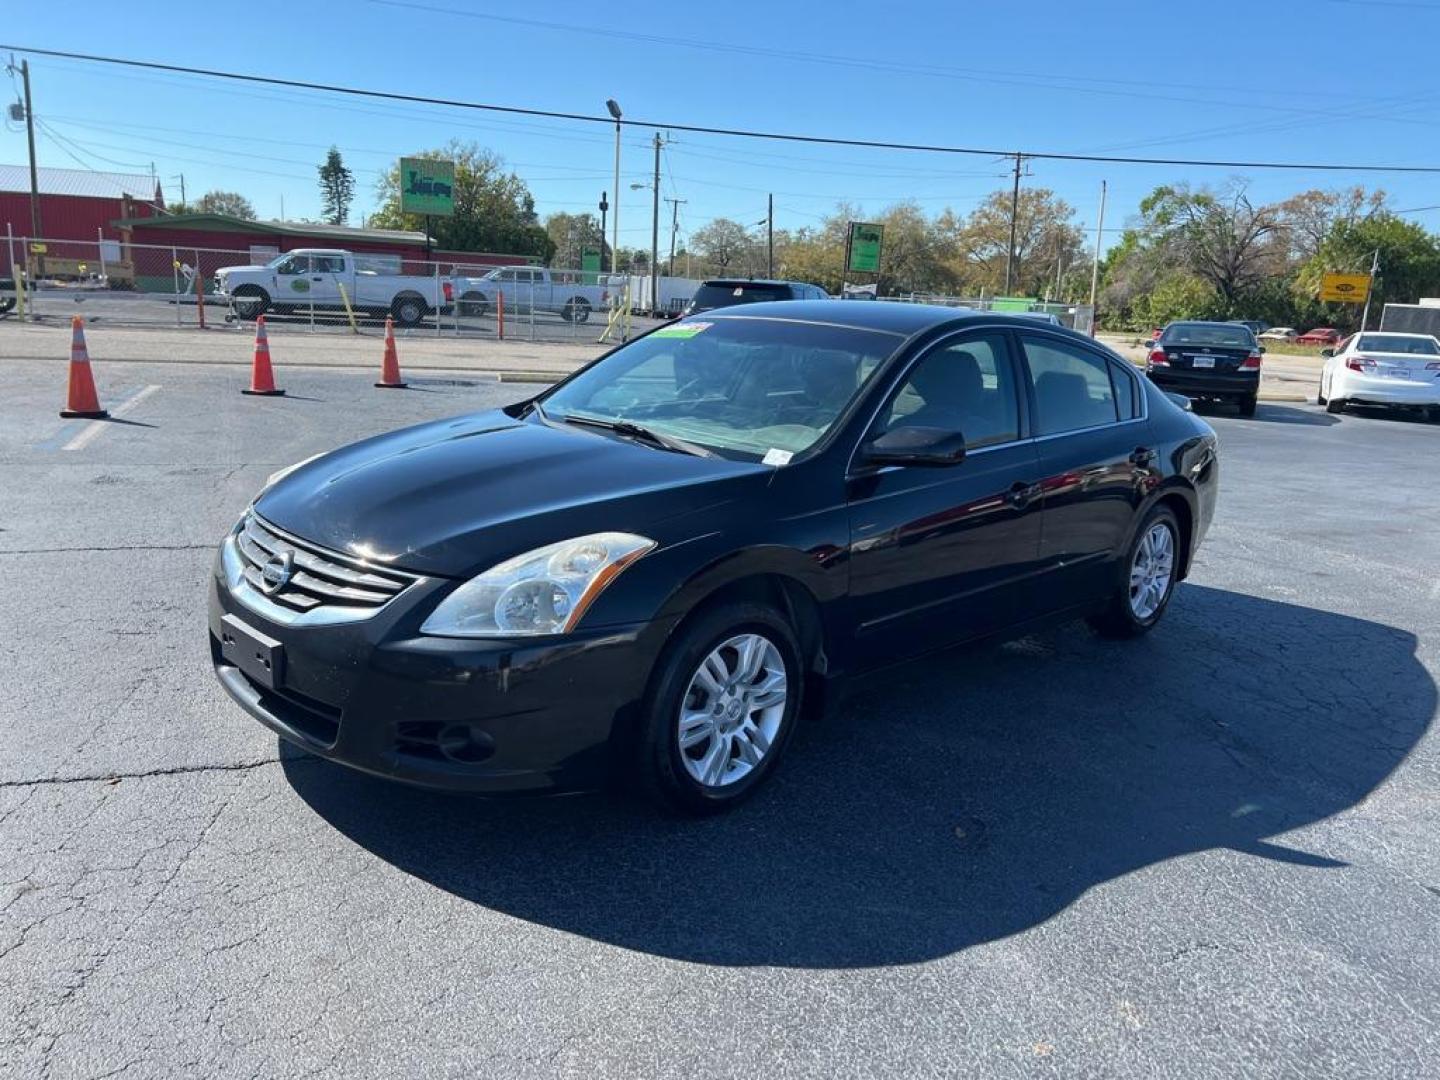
[1146,368,1259,401]
[207,536,666,793]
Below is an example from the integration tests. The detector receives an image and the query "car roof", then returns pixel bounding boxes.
[697,299,1071,336]
[700,278,810,288]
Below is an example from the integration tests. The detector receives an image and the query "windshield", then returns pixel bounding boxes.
[1356,334,1440,355]
[1161,323,1255,348]
[540,316,900,460]
[690,283,792,310]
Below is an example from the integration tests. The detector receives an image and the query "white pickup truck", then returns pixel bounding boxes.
[451,266,611,323]
[214,249,451,326]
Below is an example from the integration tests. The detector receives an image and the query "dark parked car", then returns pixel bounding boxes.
[1227,319,1269,337]
[683,278,828,316]
[210,302,1219,813]
[1146,320,1264,416]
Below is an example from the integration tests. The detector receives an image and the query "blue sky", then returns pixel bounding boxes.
[6,0,1440,254]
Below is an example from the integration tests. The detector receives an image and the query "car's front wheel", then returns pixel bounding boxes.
[1088,505,1181,639]
[637,602,803,815]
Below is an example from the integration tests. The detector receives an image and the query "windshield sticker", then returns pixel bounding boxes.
[762,448,794,467]
[651,321,712,339]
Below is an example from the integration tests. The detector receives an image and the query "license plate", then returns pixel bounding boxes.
[220,614,285,690]
[1192,355,1216,368]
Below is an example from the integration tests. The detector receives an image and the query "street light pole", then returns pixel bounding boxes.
[651,132,661,316]
[1360,246,1381,331]
[1089,179,1107,316]
[1004,151,1023,296]
[606,99,622,275]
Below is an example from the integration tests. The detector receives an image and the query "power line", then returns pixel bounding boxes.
[8,44,1440,174]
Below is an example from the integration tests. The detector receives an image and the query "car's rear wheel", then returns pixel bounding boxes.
[1087,506,1180,639]
[1326,395,1347,414]
[458,291,489,317]
[1238,395,1257,417]
[564,298,591,324]
[392,295,426,327]
[637,602,802,815]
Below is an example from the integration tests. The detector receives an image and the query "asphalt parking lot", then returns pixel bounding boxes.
[2,354,1437,1078]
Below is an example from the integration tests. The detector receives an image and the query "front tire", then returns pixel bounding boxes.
[636,602,803,815]
[1326,396,1346,414]
[1087,505,1181,639]
[231,286,269,320]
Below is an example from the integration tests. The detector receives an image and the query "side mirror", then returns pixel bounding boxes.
[863,426,967,468]
[1257,345,1267,354]
[1321,348,1335,358]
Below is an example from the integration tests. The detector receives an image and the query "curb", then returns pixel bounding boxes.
[1258,393,1311,403]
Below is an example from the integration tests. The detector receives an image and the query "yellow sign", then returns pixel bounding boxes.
[1320,272,1372,304]
[29,242,46,254]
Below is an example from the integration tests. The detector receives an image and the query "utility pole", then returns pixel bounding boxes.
[665,197,686,275]
[175,173,186,208]
[1089,179,1108,317]
[1004,152,1022,295]
[16,58,43,275]
[650,131,661,316]
[1360,246,1381,331]
[767,193,774,278]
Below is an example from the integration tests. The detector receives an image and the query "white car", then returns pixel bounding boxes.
[1259,326,1298,342]
[1319,331,1440,418]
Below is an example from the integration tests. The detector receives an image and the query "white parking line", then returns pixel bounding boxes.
[62,384,163,452]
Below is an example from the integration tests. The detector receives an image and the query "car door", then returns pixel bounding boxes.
[306,254,345,306]
[1018,332,1155,610]
[846,328,1045,666]
[273,254,313,306]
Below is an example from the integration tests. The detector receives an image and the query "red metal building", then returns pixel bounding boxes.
[0,164,163,274]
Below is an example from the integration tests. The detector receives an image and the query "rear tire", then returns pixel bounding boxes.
[636,602,803,815]
[392,295,426,327]
[1326,397,1346,414]
[1087,505,1181,640]
[564,298,592,324]
[458,291,489,317]
[1238,395,1257,417]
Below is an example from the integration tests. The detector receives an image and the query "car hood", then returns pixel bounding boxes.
[254,411,763,578]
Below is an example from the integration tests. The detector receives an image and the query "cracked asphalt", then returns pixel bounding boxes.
[1,354,1437,1079]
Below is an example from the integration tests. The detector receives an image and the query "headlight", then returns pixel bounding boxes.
[420,532,656,638]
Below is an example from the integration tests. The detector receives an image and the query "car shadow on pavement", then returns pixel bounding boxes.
[281,584,1434,969]
[1250,404,1340,427]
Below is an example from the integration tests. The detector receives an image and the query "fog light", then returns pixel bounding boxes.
[436,723,497,764]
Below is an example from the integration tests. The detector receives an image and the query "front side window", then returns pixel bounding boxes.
[541,316,900,459]
[274,255,309,275]
[1022,336,1120,435]
[877,332,1020,450]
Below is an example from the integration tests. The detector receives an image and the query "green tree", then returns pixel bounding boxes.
[1137,182,1280,304]
[938,187,1084,297]
[690,218,756,274]
[1301,214,1440,327]
[190,190,256,220]
[544,212,607,269]
[372,141,553,259]
[317,146,355,226]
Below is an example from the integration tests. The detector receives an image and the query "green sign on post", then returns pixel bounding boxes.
[399,158,456,217]
[846,222,884,274]
[580,247,602,285]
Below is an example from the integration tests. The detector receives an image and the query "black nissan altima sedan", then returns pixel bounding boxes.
[210,301,1219,814]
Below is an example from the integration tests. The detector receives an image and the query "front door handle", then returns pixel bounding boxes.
[1129,446,1157,467]
[1006,481,1040,508]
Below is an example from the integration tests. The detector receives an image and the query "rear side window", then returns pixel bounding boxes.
[879,332,1020,449]
[1021,336,1120,435]
[1109,360,1139,419]
[692,283,790,308]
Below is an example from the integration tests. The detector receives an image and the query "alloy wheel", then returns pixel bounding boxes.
[1129,521,1176,621]
[677,633,787,788]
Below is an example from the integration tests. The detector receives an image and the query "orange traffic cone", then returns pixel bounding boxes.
[242,316,284,396]
[375,316,407,389]
[60,315,109,419]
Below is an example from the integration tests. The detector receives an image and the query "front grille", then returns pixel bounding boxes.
[236,513,415,613]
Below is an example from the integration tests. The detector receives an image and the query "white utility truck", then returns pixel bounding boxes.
[214,249,451,325]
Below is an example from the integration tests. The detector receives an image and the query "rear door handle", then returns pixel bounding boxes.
[1129,446,1157,467]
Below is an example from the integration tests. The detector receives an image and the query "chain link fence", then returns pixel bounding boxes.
[1,234,679,344]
